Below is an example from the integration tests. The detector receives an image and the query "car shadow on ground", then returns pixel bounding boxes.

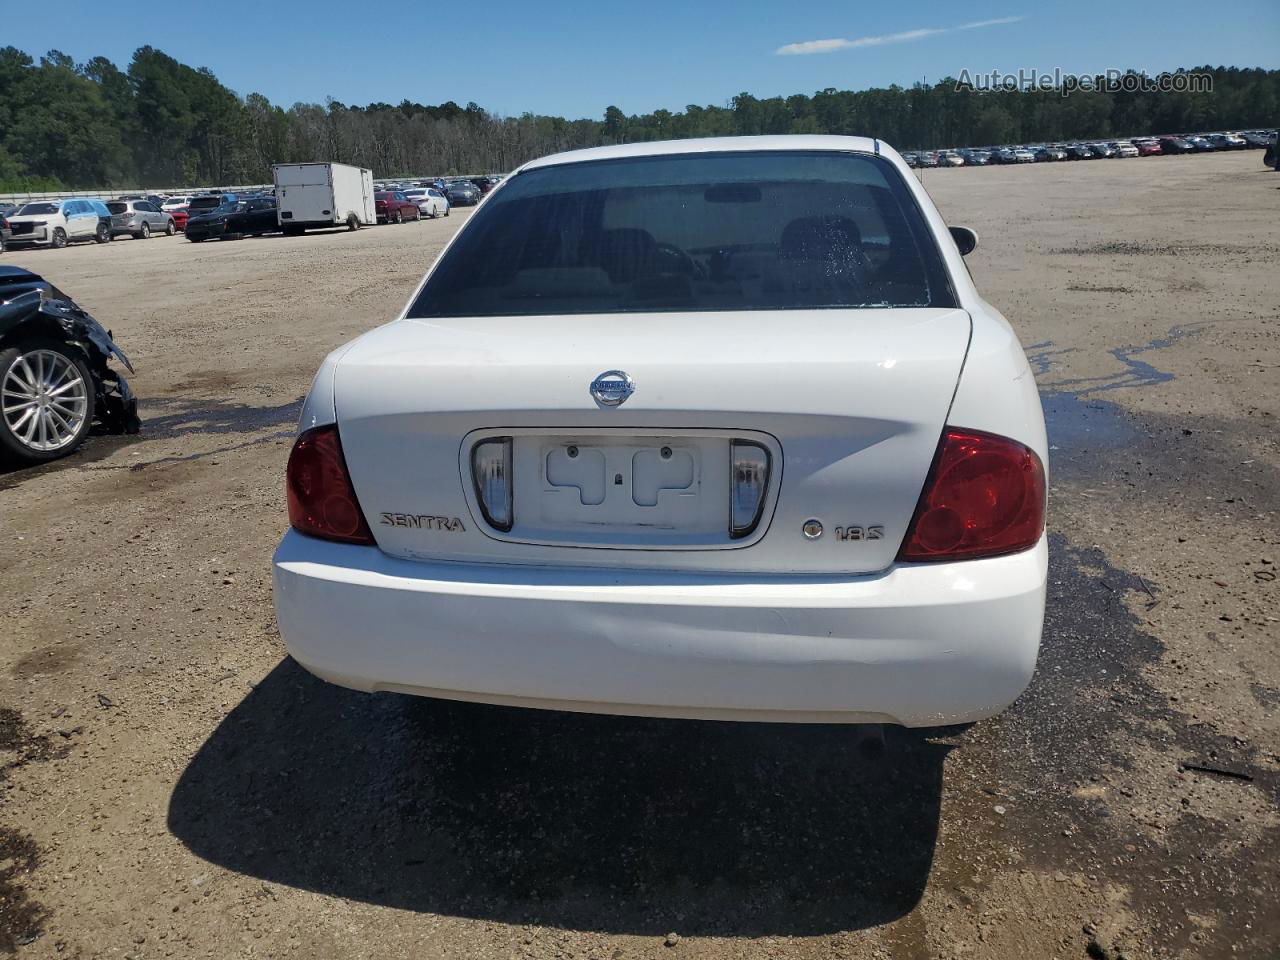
[168,659,952,936]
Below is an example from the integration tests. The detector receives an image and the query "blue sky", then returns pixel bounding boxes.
[6,0,1277,119]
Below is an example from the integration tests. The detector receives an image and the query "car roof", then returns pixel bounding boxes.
[520,134,883,172]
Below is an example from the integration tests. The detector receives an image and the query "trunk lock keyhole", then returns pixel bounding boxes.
[567,445,579,458]
[614,473,623,485]
[660,446,672,459]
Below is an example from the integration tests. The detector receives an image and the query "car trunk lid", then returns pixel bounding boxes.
[334,308,971,574]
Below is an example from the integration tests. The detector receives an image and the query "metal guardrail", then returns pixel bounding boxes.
[0,185,273,205]
[0,175,500,206]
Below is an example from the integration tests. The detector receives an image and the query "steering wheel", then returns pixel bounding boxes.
[653,242,702,278]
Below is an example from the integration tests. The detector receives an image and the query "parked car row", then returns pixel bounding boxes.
[0,192,210,251]
[2,183,452,255]
[374,174,503,207]
[903,129,1275,168]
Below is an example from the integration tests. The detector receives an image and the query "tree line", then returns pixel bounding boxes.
[1,45,1276,192]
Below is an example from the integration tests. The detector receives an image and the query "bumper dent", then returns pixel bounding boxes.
[272,531,1047,726]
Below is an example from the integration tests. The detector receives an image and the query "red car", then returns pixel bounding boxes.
[374,191,422,224]
[170,207,190,231]
[1134,139,1162,156]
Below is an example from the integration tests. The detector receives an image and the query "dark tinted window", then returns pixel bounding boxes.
[19,203,60,215]
[408,150,955,318]
[107,202,129,214]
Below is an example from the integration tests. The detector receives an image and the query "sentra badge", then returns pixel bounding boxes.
[380,513,466,532]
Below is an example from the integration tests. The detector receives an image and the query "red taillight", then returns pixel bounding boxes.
[898,428,1045,562]
[286,425,374,545]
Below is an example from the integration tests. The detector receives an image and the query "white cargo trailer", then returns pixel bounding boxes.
[273,162,375,233]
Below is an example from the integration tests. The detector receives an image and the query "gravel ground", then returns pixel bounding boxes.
[0,151,1276,960]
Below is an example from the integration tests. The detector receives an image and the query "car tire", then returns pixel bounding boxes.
[138,222,150,240]
[392,210,404,224]
[94,223,110,244]
[165,219,175,236]
[0,338,95,465]
[51,228,67,249]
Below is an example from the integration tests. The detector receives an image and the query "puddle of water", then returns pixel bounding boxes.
[962,535,1280,956]
[1005,321,1280,952]
[1035,323,1208,399]
[1032,323,1210,483]
[1041,392,1141,464]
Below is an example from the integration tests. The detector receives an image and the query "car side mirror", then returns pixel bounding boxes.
[949,225,979,256]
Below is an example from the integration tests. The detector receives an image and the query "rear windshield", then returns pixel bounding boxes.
[188,197,222,210]
[18,203,59,215]
[106,202,129,214]
[408,150,955,318]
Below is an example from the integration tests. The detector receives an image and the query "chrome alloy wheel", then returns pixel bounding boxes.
[2,349,90,452]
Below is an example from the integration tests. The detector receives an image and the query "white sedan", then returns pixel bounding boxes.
[402,187,449,218]
[273,135,1048,727]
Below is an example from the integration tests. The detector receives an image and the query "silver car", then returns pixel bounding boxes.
[106,199,175,239]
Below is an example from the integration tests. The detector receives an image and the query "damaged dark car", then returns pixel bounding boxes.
[0,266,139,465]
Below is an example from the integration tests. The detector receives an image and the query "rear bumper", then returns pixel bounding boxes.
[272,531,1046,725]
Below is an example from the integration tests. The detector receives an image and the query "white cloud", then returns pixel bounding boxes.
[775,16,1024,56]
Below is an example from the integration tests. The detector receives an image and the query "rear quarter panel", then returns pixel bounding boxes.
[946,302,1049,477]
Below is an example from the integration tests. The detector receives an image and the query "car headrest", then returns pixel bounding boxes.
[779,215,863,261]
[598,228,657,283]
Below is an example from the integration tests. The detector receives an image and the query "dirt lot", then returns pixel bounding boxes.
[1,152,1277,960]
